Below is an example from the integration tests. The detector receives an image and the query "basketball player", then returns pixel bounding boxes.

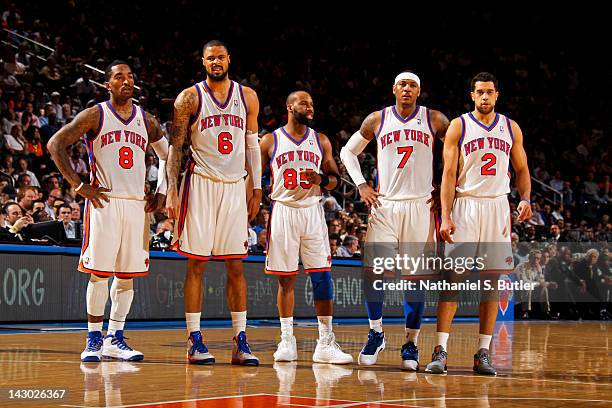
[425,72,532,375]
[166,40,262,365]
[340,72,449,369]
[260,91,352,364]
[47,61,169,362]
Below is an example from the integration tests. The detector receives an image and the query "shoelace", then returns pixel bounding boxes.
[190,334,209,353]
[362,331,382,354]
[402,343,418,356]
[86,337,103,351]
[112,335,134,351]
[237,336,252,354]
[433,350,448,362]
[479,352,491,365]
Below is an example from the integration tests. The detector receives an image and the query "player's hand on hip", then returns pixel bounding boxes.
[247,188,262,222]
[79,184,111,209]
[301,169,321,185]
[440,217,456,243]
[145,193,166,213]
[358,184,382,209]
[517,200,532,222]
[165,187,179,219]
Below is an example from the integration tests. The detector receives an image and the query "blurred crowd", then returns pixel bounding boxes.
[0,3,609,265]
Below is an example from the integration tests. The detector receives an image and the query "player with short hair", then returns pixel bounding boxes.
[260,90,353,364]
[166,40,262,365]
[425,72,532,375]
[48,60,169,362]
[341,71,449,369]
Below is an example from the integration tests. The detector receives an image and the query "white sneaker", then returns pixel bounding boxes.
[274,334,298,362]
[81,331,103,362]
[102,331,144,361]
[313,333,353,364]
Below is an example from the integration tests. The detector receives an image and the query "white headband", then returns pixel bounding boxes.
[394,72,421,87]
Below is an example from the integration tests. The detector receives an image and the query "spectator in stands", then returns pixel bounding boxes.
[252,208,269,235]
[550,171,564,191]
[583,172,600,202]
[39,105,60,142]
[1,201,31,241]
[43,175,60,193]
[150,218,174,249]
[336,235,359,258]
[515,249,556,318]
[549,224,562,242]
[49,92,64,124]
[573,249,610,319]
[32,200,45,214]
[327,219,341,237]
[0,153,15,177]
[23,125,43,158]
[562,181,574,207]
[3,123,25,154]
[19,103,40,128]
[528,202,546,226]
[329,233,341,257]
[43,188,61,219]
[249,229,267,254]
[57,203,78,239]
[2,108,18,135]
[69,202,81,221]
[545,246,585,319]
[16,185,36,213]
[13,157,40,187]
[145,153,158,190]
[69,143,88,179]
[73,69,96,107]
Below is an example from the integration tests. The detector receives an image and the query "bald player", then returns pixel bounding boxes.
[260,91,352,364]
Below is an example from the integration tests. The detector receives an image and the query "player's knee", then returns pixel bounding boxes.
[90,274,109,283]
[310,271,333,301]
[187,259,206,275]
[440,290,459,302]
[481,288,499,302]
[278,275,296,291]
[113,277,134,291]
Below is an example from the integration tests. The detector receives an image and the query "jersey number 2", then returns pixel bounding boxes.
[119,146,133,169]
[218,132,233,155]
[481,153,497,176]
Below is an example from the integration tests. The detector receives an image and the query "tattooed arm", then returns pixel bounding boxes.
[47,106,110,209]
[166,87,198,219]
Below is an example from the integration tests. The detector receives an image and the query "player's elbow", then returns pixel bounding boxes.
[339,146,354,165]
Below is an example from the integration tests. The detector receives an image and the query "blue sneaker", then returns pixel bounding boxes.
[358,329,385,366]
[400,341,419,371]
[187,331,215,365]
[231,331,259,366]
[81,331,103,362]
[102,330,144,361]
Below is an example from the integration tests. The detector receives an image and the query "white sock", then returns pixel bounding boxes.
[406,328,420,346]
[436,332,450,350]
[86,277,109,317]
[317,316,333,339]
[88,322,103,333]
[369,318,383,333]
[231,311,247,337]
[186,312,201,334]
[280,317,293,337]
[478,334,492,350]
[108,278,134,336]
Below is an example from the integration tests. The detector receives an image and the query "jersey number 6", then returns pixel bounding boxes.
[218,132,234,155]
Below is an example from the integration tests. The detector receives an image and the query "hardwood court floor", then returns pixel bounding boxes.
[0,322,610,407]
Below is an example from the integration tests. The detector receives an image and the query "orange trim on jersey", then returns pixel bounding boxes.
[304,267,332,273]
[80,200,91,255]
[211,253,248,260]
[78,262,148,277]
[265,269,299,276]
[176,248,211,261]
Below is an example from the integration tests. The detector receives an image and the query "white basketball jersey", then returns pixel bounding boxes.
[376,105,435,200]
[270,127,323,207]
[86,102,148,200]
[188,80,248,182]
[456,112,513,197]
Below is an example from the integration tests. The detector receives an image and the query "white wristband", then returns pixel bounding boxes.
[75,182,85,192]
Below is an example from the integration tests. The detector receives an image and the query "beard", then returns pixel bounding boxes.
[206,67,228,82]
[476,104,494,114]
[294,111,313,127]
